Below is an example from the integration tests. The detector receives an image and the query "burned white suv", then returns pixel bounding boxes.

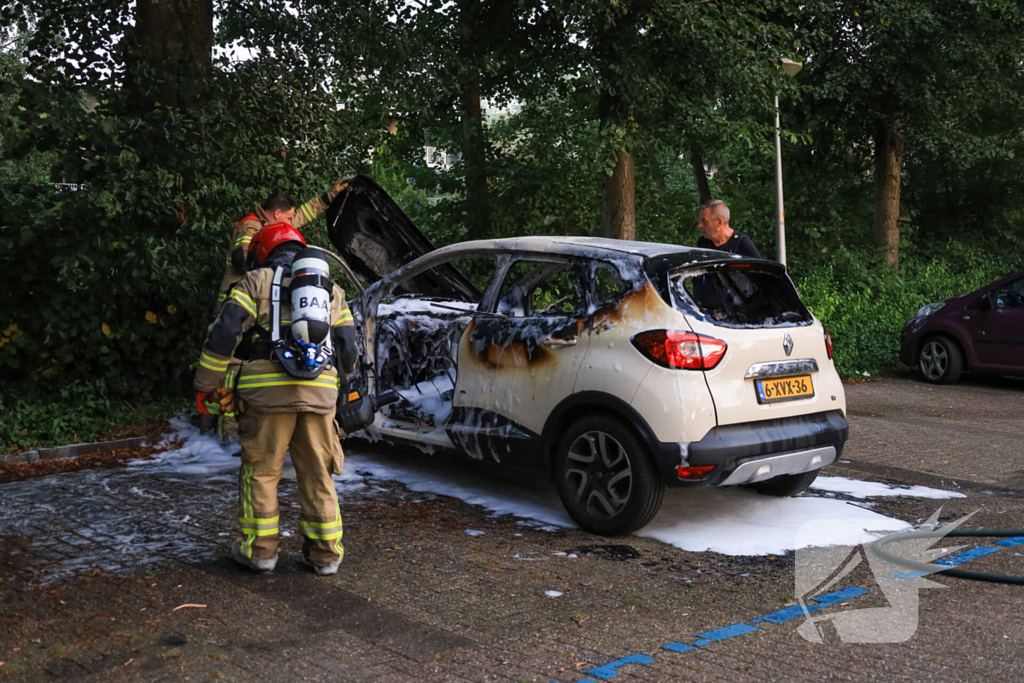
[328,177,848,535]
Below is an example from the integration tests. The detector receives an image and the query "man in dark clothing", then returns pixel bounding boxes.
[696,199,762,258]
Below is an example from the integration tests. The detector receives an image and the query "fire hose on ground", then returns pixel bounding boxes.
[873,529,1024,585]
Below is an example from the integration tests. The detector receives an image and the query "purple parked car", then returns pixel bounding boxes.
[900,270,1024,384]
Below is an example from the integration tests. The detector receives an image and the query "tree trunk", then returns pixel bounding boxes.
[135,0,213,106]
[874,120,904,269]
[461,70,490,240]
[689,142,712,205]
[459,0,490,240]
[604,150,635,241]
[599,85,635,241]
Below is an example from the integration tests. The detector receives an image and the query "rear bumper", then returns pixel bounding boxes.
[719,446,836,485]
[649,410,849,487]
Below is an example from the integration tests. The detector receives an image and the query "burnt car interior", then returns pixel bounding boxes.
[375,255,594,435]
[495,259,584,317]
[670,265,813,327]
[375,257,497,432]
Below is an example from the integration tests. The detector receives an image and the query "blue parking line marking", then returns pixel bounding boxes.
[935,546,1000,566]
[551,538,1013,683]
[994,536,1024,547]
[584,654,655,679]
[695,623,760,641]
[661,642,695,654]
[751,586,869,624]
[809,586,870,607]
[891,571,928,579]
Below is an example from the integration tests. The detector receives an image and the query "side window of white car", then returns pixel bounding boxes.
[496,258,583,317]
[592,263,626,307]
[994,279,1024,309]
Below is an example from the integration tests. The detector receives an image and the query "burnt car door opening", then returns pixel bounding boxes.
[448,257,592,465]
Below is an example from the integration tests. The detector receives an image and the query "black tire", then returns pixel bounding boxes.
[554,415,665,535]
[748,468,820,497]
[918,335,964,385]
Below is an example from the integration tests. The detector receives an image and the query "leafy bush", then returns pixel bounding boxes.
[0,380,187,452]
[793,241,1021,378]
[1,61,380,403]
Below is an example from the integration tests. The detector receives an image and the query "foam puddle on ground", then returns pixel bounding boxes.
[146,419,963,557]
[810,475,966,500]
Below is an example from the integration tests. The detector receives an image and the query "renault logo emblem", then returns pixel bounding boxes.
[783,333,794,356]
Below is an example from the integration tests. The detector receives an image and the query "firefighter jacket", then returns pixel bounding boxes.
[216,190,339,304]
[197,257,358,415]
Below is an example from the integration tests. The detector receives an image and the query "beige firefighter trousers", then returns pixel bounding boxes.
[237,410,346,568]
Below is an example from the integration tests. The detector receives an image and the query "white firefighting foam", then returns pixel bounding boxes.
[810,475,965,500]
[147,420,960,556]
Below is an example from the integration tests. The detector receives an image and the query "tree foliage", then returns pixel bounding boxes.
[2,0,1024,431]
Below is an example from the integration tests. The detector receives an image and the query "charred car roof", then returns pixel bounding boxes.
[327,175,769,295]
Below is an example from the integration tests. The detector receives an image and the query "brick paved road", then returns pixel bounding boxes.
[1,376,1023,681]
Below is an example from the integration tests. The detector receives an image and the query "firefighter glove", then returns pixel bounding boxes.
[217,387,235,412]
[330,178,350,197]
[196,392,212,415]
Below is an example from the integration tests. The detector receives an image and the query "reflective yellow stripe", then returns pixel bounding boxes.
[333,311,354,326]
[230,291,257,317]
[201,352,229,368]
[239,372,338,383]
[301,510,344,548]
[234,235,252,246]
[299,202,316,222]
[302,530,343,540]
[238,376,338,386]
[300,519,341,529]
[240,465,254,558]
[200,359,225,372]
[237,379,339,389]
[240,515,279,524]
[217,292,227,302]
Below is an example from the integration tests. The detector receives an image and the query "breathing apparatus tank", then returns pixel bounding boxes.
[272,248,335,379]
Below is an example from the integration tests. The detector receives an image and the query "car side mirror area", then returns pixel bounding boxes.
[976,292,994,310]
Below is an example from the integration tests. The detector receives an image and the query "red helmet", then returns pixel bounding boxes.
[248,222,306,268]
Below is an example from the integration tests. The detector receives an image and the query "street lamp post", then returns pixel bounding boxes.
[775,57,802,267]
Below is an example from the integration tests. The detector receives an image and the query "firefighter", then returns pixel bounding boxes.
[216,180,350,308]
[206,180,349,439]
[195,223,358,575]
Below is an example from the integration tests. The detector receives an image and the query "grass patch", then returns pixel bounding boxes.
[1,381,187,453]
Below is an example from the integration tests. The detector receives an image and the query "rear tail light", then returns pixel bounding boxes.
[677,465,715,480]
[630,330,727,370]
[824,326,833,360]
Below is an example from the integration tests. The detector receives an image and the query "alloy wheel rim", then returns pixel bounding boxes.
[564,431,633,520]
[920,341,948,380]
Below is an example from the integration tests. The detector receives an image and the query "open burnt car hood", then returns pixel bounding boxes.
[326,176,479,300]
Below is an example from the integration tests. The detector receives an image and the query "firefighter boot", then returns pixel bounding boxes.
[299,540,342,576]
[228,542,277,572]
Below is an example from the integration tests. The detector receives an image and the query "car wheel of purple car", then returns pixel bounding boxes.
[918,336,964,385]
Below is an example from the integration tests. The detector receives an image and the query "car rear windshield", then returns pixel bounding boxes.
[667,264,813,327]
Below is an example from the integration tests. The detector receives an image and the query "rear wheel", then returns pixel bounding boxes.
[554,416,664,535]
[918,336,964,384]
[748,468,820,497]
